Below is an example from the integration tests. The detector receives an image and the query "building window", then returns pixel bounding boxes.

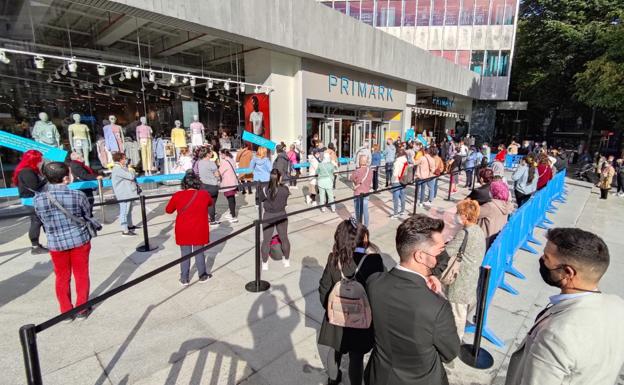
[504,0,517,24]
[442,50,457,63]
[416,0,431,26]
[431,0,445,26]
[388,0,403,26]
[334,1,348,14]
[404,0,417,26]
[457,50,471,68]
[483,50,500,76]
[474,0,490,25]
[349,0,362,20]
[490,0,505,25]
[460,0,475,25]
[470,50,485,74]
[376,0,389,27]
[361,0,375,25]
[445,0,460,25]
[498,50,510,75]
[321,1,334,8]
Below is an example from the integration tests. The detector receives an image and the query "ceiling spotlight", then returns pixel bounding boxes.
[254,86,260,93]
[54,71,61,80]
[162,89,166,97]
[265,88,271,95]
[182,76,189,84]
[34,56,45,69]
[70,79,75,87]
[132,67,140,78]
[153,83,158,90]
[61,65,68,76]
[0,50,9,64]
[240,83,245,92]
[123,67,132,79]
[169,74,177,85]
[67,59,77,73]
[97,64,106,76]
[224,81,230,91]
[190,77,196,87]
[46,75,53,83]
[191,87,195,94]
[141,86,146,92]
[148,71,155,82]
[108,76,114,85]
[119,73,125,82]
[207,79,214,89]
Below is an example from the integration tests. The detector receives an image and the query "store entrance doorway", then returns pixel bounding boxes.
[352,120,386,158]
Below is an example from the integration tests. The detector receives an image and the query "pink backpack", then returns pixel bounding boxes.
[327,255,372,329]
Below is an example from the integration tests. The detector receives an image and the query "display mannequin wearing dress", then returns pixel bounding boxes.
[68,114,92,166]
[136,116,154,175]
[103,115,124,164]
[170,120,187,159]
[32,112,61,148]
[190,115,205,150]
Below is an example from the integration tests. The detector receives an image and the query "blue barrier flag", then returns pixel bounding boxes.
[405,127,415,142]
[242,131,276,151]
[0,130,67,162]
[416,134,429,148]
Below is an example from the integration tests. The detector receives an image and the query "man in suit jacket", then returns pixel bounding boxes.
[505,228,624,385]
[365,215,460,385]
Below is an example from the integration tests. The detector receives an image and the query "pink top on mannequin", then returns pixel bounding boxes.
[136,125,152,140]
[190,121,205,135]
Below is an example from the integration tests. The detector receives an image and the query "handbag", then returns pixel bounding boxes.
[46,191,102,237]
[440,229,469,286]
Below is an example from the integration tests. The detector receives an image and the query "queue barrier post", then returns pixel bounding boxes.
[413,180,420,215]
[460,266,494,369]
[97,177,105,223]
[245,218,271,293]
[447,171,454,201]
[136,195,157,253]
[19,324,43,385]
[357,194,364,224]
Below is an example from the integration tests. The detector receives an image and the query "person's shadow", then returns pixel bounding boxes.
[0,260,52,309]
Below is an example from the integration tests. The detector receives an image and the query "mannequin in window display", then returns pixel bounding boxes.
[170,120,187,159]
[103,115,125,159]
[68,114,92,166]
[190,115,205,149]
[136,116,154,175]
[32,112,61,148]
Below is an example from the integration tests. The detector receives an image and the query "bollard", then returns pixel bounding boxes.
[412,180,420,215]
[471,166,478,191]
[447,172,454,201]
[357,194,364,224]
[97,177,105,223]
[19,324,43,385]
[245,219,271,293]
[459,266,494,369]
[136,195,157,252]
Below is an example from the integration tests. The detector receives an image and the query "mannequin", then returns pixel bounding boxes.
[170,120,187,159]
[32,112,61,148]
[68,114,92,166]
[103,115,125,160]
[190,115,205,150]
[136,116,154,175]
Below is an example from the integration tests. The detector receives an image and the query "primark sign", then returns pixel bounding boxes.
[328,75,394,102]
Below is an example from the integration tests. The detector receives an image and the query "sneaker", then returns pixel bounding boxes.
[229,216,239,223]
[282,259,291,268]
[222,213,233,221]
[76,308,92,320]
[180,279,190,287]
[330,207,336,213]
[198,274,212,282]
[121,231,137,237]
[311,201,318,207]
[127,225,138,230]
[424,201,432,208]
[31,245,48,255]
[390,214,399,219]
[209,221,221,226]
[62,315,75,324]
[262,262,269,271]
[418,203,424,208]
[399,211,405,217]
[321,207,327,213]
[305,196,312,205]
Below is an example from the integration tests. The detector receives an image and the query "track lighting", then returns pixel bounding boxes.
[190,77,196,87]
[170,74,177,85]
[123,67,132,79]
[207,79,214,89]
[34,56,45,69]
[132,67,140,78]
[67,59,77,73]
[224,81,230,91]
[148,71,155,82]
[254,86,260,93]
[97,64,106,76]
[153,83,158,90]
[182,76,189,84]
[191,87,195,94]
[54,72,61,80]
[119,73,125,82]
[46,75,53,83]
[240,83,245,92]
[0,50,9,64]
[108,76,114,85]
[265,88,271,95]
[61,65,68,76]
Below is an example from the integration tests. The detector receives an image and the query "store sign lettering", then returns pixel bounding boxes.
[328,75,393,102]
[432,96,454,108]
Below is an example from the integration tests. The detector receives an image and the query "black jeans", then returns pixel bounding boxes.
[600,188,609,199]
[327,349,364,385]
[617,174,624,193]
[226,195,236,217]
[515,190,532,207]
[261,213,290,262]
[25,206,42,246]
[203,184,219,221]
[385,163,393,187]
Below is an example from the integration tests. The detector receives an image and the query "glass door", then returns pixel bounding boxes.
[351,120,373,159]
[320,118,343,157]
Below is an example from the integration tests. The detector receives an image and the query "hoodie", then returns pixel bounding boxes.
[273,152,292,180]
[478,199,514,245]
[250,156,272,182]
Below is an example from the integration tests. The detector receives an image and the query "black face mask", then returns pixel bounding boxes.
[539,258,565,288]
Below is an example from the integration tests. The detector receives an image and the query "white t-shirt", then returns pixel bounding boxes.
[250,111,264,136]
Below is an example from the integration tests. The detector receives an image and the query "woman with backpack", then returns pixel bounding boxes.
[318,219,385,385]
[259,169,291,270]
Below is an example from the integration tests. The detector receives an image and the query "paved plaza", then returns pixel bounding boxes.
[1,173,623,385]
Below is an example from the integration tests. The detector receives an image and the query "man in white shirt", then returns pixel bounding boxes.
[505,228,624,385]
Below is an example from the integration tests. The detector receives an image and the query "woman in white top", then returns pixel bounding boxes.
[306,154,319,206]
[390,148,408,219]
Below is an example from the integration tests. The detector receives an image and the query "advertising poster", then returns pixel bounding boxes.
[243,93,270,141]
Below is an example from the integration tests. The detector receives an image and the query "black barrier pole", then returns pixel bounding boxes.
[413,180,420,215]
[357,194,364,224]
[245,219,271,293]
[472,165,478,191]
[447,172,454,201]
[136,195,157,252]
[97,177,105,223]
[19,324,43,385]
[459,265,494,369]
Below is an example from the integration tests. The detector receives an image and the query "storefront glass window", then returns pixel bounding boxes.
[460,0,475,25]
[430,50,443,57]
[498,50,510,76]
[321,1,334,8]
[504,0,517,24]
[483,50,500,76]
[470,50,485,74]
[416,0,431,26]
[388,0,403,26]
[490,0,505,25]
[457,51,471,68]
[349,0,362,20]
[404,0,417,26]
[442,50,457,63]
[361,1,375,25]
[334,1,348,14]
[376,0,389,27]
[445,0,460,25]
[474,0,490,25]
[431,0,445,26]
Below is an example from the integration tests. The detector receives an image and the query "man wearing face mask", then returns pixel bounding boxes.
[365,215,459,385]
[505,228,624,385]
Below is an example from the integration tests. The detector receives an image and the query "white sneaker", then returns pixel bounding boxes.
[418,203,424,208]
[229,216,239,223]
[330,207,336,213]
[305,196,312,205]
[311,201,318,207]
[282,259,290,268]
[424,201,432,208]
[390,214,399,219]
[321,207,327,213]
[262,262,269,271]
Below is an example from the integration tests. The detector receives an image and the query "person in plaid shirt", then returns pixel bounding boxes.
[34,162,92,319]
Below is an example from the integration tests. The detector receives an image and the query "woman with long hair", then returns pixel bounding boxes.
[14,150,47,254]
[218,148,239,223]
[250,146,272,183]
[512,154,538,207]
[259,169,291,270]
[318,220,385,385]
[536,153,553,190]
[196,145,221,225]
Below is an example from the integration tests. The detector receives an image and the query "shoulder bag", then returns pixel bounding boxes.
[178,190,199,214]
[46,191,102,237]
[440,229,469,286]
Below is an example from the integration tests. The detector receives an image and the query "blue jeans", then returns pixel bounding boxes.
[391,183,406,215]
[419,179,436,203]
[180,245,207,282]
[354,195,369,227]
[433,179,439,198]
[119,201,134,231]
[385,163,393,186]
